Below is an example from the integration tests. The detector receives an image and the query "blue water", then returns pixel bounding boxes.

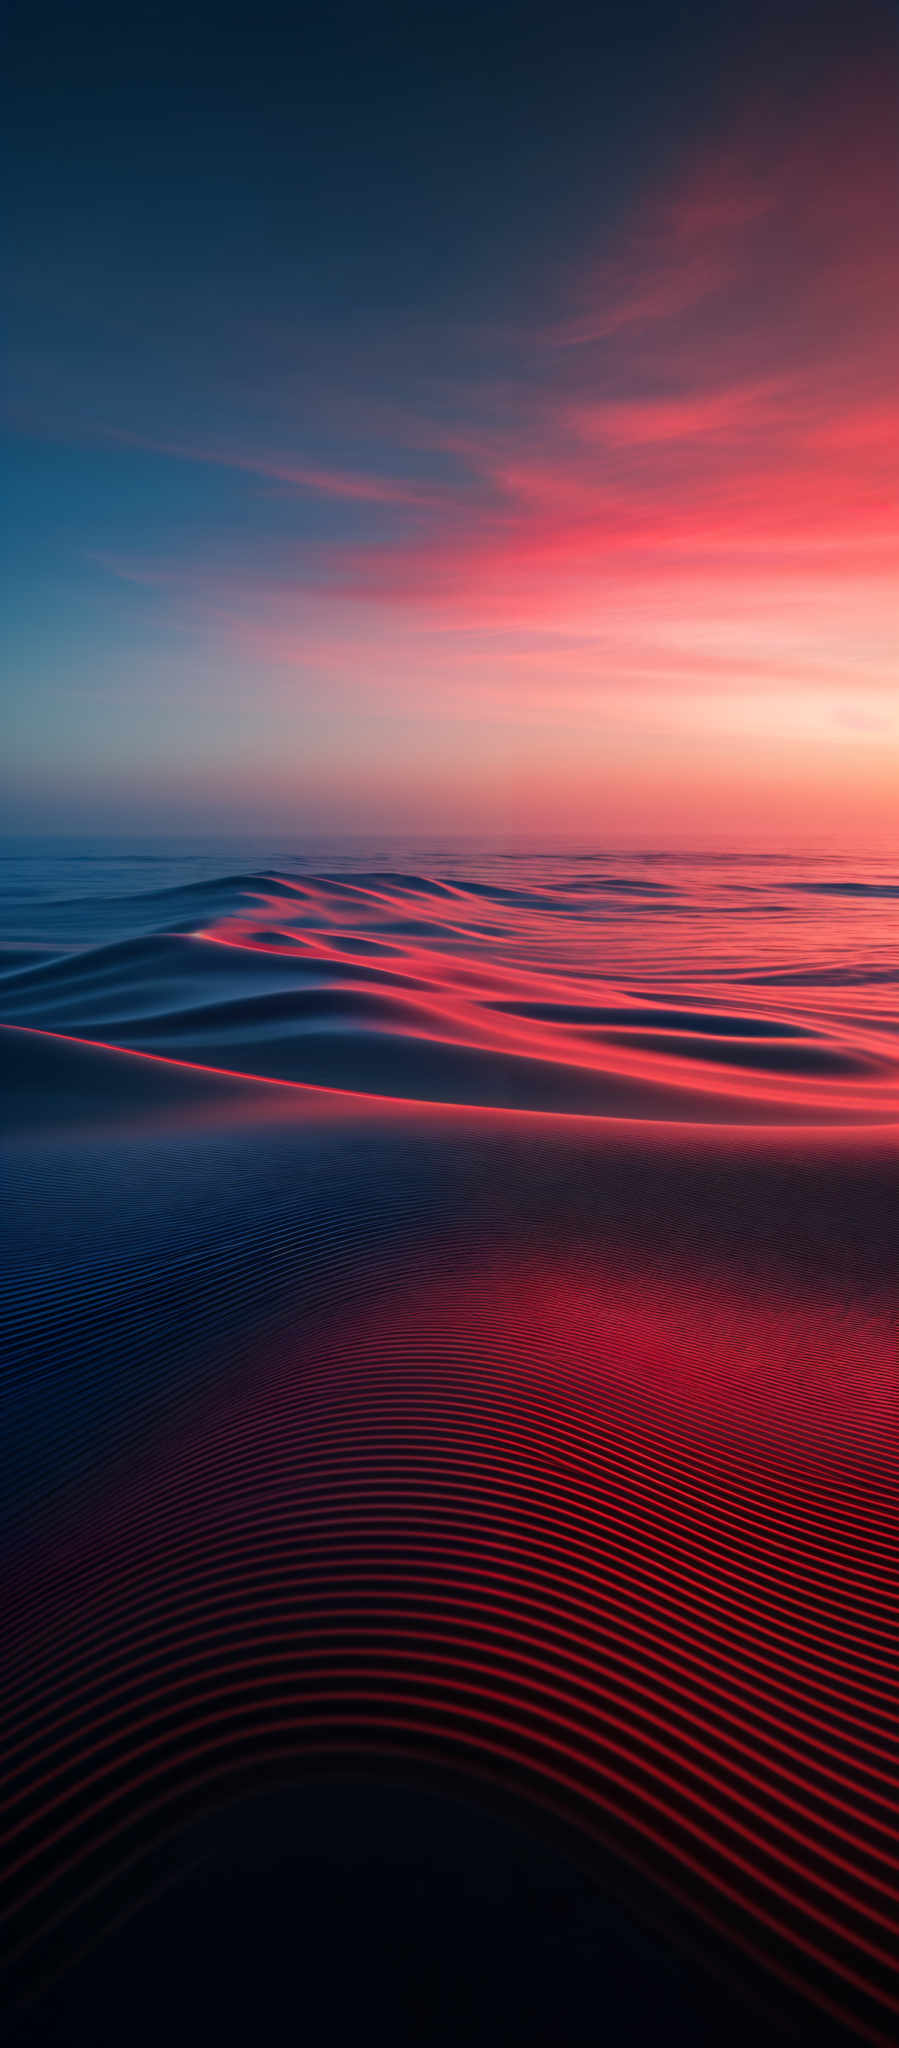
[2,839,897,2047]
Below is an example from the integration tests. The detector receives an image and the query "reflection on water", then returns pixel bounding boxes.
[1,845,897,1124]
[2,844,897,2045]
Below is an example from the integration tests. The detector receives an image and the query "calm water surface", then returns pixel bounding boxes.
[2,841,897,2045]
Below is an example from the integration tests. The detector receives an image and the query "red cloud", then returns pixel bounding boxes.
[84,35,899,842]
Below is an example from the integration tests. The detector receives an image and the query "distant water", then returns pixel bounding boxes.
[2,840,897,1125]
[2,843,897,2045]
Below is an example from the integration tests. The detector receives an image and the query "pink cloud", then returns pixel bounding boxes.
[570,382,785,447]
[84,41,898,842]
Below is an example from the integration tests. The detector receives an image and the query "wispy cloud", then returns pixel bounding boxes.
[28,37,898,840]
[101,428,444,507]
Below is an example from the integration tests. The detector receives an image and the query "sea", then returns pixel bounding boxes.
[2,839,897,2046]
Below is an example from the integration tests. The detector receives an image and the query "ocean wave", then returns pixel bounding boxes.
[3,846,898,2045]
[1,862,896,1127]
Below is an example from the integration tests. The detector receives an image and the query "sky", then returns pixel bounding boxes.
[3,0,898,847]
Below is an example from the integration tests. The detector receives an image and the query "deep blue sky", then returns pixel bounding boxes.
[4,1,897,843]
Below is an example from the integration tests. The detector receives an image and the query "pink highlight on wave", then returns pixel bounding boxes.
[4,1229,897,2041]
